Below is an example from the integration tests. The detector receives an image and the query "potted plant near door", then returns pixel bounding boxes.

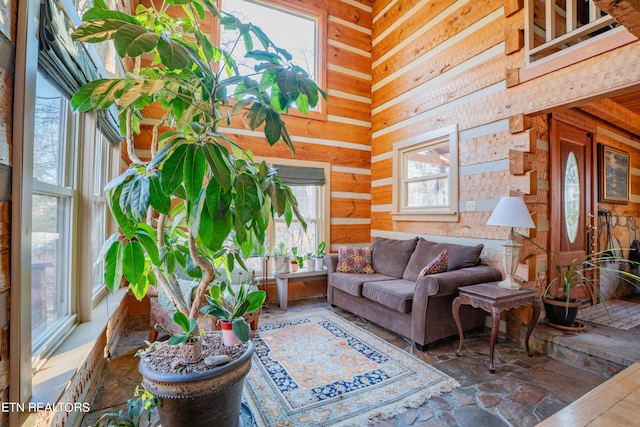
[71,0,323,424]
[524,234,640,329]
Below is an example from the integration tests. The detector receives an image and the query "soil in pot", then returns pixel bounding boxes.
[139,333,253,427]
[543,297,580,329]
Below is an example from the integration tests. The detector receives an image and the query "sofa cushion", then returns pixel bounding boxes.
[336,246,375,274]
[419,249,448,277]
[362,279,416,313]
[403,238,484,281]
[330,273,396,297]
[371,237,419,278]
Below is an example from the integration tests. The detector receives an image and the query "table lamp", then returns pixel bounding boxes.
[486,196,535,290]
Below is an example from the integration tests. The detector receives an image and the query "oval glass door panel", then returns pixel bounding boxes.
[564,152,580,243]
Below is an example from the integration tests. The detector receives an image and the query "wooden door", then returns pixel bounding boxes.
[550,119,595,300]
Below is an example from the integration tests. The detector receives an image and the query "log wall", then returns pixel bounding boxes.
[370,0,640,297]
[136,0,374,253]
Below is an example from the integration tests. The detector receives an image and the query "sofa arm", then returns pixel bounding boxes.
[414,266,502,299]
[324,253,339,275]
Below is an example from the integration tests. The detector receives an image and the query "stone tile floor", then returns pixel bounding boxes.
[81,299,610,427]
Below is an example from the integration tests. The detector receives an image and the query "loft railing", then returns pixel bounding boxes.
[525,0,618,65]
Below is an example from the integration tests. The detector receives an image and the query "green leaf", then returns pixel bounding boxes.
[114,24,160,58]
[120,175,150,222]
[122,240,145,285]
[148,174,171,214]
[129,273,149,301]
[232,319,250,342]
[157,36,190,69]
[233,173,261,224]
[108,185,137,239]
[198,200,231,252]
[135,227,160,266]
[82,4,139,25]
[202,142,232,191]
[246,102,267,130]
[264,109,281,145]
[172,311,191,334]
[183,144,206,201]
[245,290,266,314]
[276,69,297,97]
[161,144,188,194]
[104,240,123,292]
[71,79,126,112]
[72,19,129,43]
[205,179,232,220]
[245,50,280,64]
[296,92,309,114]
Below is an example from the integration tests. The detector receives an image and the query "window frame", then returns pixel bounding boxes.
[12,0,119,408]
[392,125,459,222]
[218,0,328,121]
[254,157,330,276]
[31,78,79,362]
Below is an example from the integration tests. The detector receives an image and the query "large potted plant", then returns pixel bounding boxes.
[71,0,323,424]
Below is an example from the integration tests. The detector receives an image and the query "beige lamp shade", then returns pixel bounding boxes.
[487,196,535,290]
[486,196,536,229]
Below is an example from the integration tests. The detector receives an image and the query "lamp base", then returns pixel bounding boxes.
[498,277,521,290]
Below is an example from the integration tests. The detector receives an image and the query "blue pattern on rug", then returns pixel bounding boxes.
[244,309,460,427]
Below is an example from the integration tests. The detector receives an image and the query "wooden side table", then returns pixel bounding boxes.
[452,282,541,373]
[274,269,327,310]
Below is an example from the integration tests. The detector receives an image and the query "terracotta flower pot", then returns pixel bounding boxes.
[220,320,242,346]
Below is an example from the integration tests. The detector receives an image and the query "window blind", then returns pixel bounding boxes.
[274,164,325,186]
[39,0,122,144]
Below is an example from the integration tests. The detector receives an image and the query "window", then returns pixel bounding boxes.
[31,73,78,356]
[393,125,459,221]
[220,0,326,117]
[91,131,110,299]
[245,159,329,275]
[273,185,322,256]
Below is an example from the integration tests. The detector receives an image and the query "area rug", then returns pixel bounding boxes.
[243,308,459,427]
[578,299,640,330]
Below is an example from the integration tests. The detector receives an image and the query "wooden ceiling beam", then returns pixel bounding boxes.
[593,0,640,38]
[580,98,640,137]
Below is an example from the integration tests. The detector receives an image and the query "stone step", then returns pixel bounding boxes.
[529,321,640,378]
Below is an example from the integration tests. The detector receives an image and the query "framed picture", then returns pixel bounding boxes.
[598,144,630,203]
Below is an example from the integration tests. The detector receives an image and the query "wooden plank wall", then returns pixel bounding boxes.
[370,0,640,292]
[371,0,523,272]
[135,0,374,252]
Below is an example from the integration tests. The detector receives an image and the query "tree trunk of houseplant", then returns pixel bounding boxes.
[139,340,254,427]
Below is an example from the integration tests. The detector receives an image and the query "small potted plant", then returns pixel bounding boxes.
[273,242,291,274]
[291,246,305,272]
[314,241,326,270]
[201,281,266,346]
[167,311,204,363]
[305,252,315,271]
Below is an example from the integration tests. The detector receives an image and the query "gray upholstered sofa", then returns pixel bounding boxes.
[325,237,502,350]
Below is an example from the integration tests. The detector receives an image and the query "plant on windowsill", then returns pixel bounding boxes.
[314,241,326,270]
[71,0,323,424]
[272,241,290,274]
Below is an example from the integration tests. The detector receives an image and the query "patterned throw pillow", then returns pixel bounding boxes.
[418,249,448,277]
[336,246,375,274]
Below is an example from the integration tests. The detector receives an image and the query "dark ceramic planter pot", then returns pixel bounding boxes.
[543,297,580,328]
[139,340,254,427]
